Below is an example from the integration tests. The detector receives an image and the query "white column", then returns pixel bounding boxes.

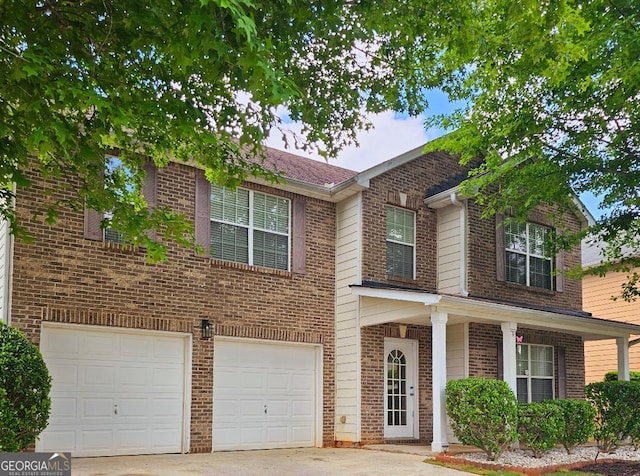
[501,322,518,396]
[617,337,630,381]
[431,310,448,452]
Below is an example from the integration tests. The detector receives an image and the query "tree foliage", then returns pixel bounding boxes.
[421,0,640,298]
[0,321,51,451]
[3,0,639,279]
[0,0,439,258]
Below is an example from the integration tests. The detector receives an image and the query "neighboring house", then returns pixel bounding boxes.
[2,144,639,456]
[582,241,640,384]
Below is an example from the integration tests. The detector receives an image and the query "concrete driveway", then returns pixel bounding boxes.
[72,447,468,475]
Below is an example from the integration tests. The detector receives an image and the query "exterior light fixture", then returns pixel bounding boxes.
[201,319,213,339]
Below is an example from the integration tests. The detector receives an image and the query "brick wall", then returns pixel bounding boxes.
[12,161,336,451]
[360,151,584,312]
[361,152,469,291]
[468,323,585,399]
[467,201,584,311]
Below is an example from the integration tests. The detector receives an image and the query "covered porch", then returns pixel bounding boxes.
[351,283,640,452]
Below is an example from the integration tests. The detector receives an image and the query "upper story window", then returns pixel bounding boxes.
[505,221,552,289]
[210,184,290,270]
[386,206,415,279]
[516,343,554,403]
[103,155,133,244]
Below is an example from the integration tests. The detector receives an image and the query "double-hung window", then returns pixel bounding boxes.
[505,221,553,289]
[103,155,132,244]
[516,344,554,402]
[210,184,290,270]
[386,206,415,279]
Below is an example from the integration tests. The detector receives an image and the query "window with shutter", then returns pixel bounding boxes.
[516,343,554,402]
[84,156,157,243]
[209,184,290,271]
[503,220,553,290]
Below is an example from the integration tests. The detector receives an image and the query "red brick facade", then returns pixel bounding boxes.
[355,151,586,444]
[11,161,336,452]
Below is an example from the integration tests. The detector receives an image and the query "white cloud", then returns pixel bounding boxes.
[266,111,444,172]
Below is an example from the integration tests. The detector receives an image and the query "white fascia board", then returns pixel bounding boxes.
[439,295,640,339]
[571,194,596,227]
[249,175,366,202]
[350,286,441,305]
[424,186,462,209]
[351,143,427,186]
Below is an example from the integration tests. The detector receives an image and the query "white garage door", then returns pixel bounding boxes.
[213,339,320,451]
[37,325,188,457]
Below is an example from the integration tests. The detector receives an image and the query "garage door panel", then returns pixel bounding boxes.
[38,326,187,457]
[47,363,78,386]
[81,334,116,356]
[213,339,319,451]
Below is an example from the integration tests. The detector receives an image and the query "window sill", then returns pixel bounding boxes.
[385,275,418,286]
[501,281,557,295]
[209,258,292,277]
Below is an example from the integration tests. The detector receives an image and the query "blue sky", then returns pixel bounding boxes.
[266,90,606,221]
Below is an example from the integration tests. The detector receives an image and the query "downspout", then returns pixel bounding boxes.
[450,192,469,297]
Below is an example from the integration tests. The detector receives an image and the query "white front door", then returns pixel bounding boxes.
[213,338,321,451]
[384,338,418,439]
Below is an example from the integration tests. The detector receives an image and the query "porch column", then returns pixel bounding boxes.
[501,322,518,396]
[617,337,630,381]
[431,310,448,452]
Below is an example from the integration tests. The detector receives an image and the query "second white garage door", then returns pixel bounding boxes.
[213,339,321,451]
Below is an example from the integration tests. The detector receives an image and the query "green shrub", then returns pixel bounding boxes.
[445,378,518,461]
[517,402,564,458]
[0,322,52,451]
[603,370,640,382]
[585,380,640,453]
[548,399,596,454]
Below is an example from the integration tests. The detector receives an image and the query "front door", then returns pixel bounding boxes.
[384,338,418,439]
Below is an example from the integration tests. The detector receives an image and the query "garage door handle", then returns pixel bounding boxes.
[264,404,267,415]
[114,404,118,415]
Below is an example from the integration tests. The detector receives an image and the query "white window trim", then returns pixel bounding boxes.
[386,205,416,280]
[211,187,291,271]
[516,343,555,403]
[506,222,553,289]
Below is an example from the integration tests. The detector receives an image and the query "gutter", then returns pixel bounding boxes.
[450,192,469,296]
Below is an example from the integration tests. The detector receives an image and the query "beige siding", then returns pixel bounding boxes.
[0,219,10,324]
[335,193,362,441]
[437,206,461,294]
[583,271,640,384]
[446,323,468,442]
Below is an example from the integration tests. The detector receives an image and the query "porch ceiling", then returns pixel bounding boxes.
[351,286,640,341]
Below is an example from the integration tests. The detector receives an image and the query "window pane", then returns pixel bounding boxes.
[531,379,553,402]
[528,224,549,256]
[104,227,125,244]
[253,230,288,270]
[530,346,553,376]
[210,184,249,225]
[517,378,528,403]
[505,221,527,251]
[516,344,529,375]
[506,251,527,285]
[386,242,413,278]
[253,193,289,233]
[386,207,414,245]
[530,257,552,289]
[211,222,249,264]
